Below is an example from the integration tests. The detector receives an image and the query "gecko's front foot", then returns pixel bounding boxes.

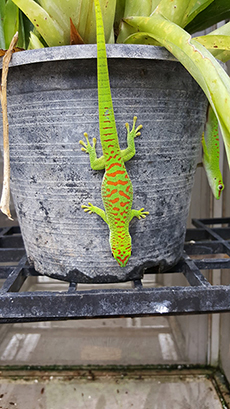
[79,133,97,155]
[130,208,149,221]
[125,116,143,139]
[136,208,149,219]
[81,202,95,214]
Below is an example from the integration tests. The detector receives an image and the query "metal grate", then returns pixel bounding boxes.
[0,218,229,323]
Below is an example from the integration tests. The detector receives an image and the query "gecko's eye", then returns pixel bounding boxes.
[218,184,224,191]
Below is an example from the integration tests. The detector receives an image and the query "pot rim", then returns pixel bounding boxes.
[1,44,176,69]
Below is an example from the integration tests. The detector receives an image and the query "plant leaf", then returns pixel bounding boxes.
[3,0,19,49]
[151,0,162,13]
[12,0,66,46]
[194,23,230,62]
[125,14,230,169]
[114,0,126,33]
[117,0,152,44]
[0,0,5,49]
[194,35,230,62]
[27,31,44,49]
[185,0,230,34]
[181,0,214,27]
[154,0,192,26]
[125,32,160,46]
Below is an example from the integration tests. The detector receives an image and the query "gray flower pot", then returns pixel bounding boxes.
[1,44,207,283]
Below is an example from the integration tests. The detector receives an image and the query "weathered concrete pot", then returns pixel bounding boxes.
[1,45,207,283]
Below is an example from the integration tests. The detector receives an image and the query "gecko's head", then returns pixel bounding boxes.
[110,232,132,267]
[210,177,224,200]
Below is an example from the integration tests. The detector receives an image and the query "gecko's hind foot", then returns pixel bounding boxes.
[125,116,143,139]
[79,133,97,153]
[137,208,149,219]
[81,202,95,214]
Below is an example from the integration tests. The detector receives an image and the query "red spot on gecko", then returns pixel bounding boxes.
[107,162,122,170]
[119,191,130,199]
[107,170,125,177]
[126,186,131,192]
[109,198,119,204]
[120,201,129,207]
[117,255,129,264]
[107,180,128,186]
[106,189,117,198]
[113,207,119,211]
[120,210,127,216]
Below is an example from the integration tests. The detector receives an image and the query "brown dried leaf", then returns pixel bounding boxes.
[0,47,24,57]
[70,18,84,45]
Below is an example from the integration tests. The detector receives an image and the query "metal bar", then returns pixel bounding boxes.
[195,258,230,270]
[132,280,143,289]
[0,248,26,262]
[184,241,225,255]
[192,219,230,254]
[0,227,13,237]
[68,282,77,293]
[0,235,24,248]
[0,255,27,293]
[194,217,230,225]
[0,266,19,279]
[186,227,230,241]
[182,254,211,287]
[0,285,229,323]
[0,218,228,322]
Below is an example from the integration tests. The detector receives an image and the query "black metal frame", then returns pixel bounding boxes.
[0,218,229,323]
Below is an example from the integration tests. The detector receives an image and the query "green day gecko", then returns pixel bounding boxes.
[202,105,224,199]
[79,0,149,267]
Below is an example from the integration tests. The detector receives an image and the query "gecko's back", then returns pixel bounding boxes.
[95,0,134,265]
[80,0,148,267]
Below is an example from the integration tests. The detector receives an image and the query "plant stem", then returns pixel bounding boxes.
[0,32,18,220]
